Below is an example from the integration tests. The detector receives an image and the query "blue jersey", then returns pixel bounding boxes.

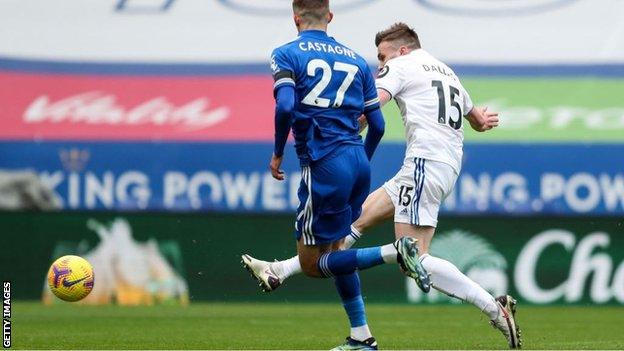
[271,30,380,164]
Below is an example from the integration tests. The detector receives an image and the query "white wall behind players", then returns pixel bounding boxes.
[0,0,622,64]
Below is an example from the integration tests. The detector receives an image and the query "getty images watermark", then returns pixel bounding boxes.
[3,281,10,348]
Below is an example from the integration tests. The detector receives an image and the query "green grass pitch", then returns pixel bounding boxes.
[12,302,624,349]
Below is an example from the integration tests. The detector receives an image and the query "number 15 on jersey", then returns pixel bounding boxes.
[432,80,462,130]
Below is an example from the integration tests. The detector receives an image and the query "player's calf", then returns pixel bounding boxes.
[300,256,324,278]
[296,238,341,278]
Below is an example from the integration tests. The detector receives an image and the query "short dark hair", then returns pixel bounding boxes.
[292,0,330,24]
[375,22,421,49]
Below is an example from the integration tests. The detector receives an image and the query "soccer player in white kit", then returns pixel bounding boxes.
[243,23,522,349]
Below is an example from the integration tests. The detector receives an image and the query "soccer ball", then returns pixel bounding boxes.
[47,255,94,302]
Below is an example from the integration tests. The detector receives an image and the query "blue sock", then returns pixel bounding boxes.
[318,247,384,277]
[334,273,367,327]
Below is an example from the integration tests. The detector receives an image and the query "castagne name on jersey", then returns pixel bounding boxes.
[298,41,356,59]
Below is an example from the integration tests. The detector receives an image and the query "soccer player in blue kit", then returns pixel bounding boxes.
[242,1,430,350]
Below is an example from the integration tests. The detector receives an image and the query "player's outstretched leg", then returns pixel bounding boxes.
[397,224,519,347]
[240,247,400,293]
[242,236,431,293]
[314,237,430,293]
[418,253,521,348]
[240,226,365,292]
[490,295,523,349]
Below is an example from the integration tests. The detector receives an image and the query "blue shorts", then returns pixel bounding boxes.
[295,144,371,245]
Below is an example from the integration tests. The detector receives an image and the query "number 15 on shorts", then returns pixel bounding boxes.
[398,186,414,206]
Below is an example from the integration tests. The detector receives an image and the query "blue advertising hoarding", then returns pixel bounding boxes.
[1,141,622,215]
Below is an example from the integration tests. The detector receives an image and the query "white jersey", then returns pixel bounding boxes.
[376,49,473,174]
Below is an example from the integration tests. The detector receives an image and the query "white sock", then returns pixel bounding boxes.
[380,243,398,263]
[420,254,499,320]
[351,324,372,341]
[270,256,301,281]
[344,225,362,249]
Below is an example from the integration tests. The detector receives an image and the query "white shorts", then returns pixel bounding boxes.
[383,157,458,227]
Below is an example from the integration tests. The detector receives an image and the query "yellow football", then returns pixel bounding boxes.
[47,255,94,302]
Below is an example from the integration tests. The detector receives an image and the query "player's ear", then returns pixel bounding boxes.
[294,14,301,28]
[399,46,409,56]
[327,11,333,24]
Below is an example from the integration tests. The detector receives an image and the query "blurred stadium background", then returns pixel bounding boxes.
[1,0,623,349]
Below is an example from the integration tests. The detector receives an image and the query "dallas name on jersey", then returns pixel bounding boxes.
[376,49,473,174]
